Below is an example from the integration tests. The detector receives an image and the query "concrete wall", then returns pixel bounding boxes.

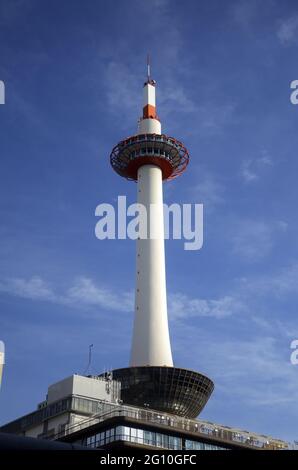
[24,423,43,438]
[48,375,119,404]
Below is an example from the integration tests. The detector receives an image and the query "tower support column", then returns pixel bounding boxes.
[130,164,173,367]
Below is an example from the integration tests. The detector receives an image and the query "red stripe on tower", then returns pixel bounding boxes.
[143,103,156,119]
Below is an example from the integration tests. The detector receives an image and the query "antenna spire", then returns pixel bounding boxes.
[83,344,94,376]
[147,53,151,82]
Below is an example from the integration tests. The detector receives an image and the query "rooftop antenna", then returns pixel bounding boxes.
[83,344,93,376]
[147,53,151,82]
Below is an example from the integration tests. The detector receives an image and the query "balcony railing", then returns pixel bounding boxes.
[54,400,288,450]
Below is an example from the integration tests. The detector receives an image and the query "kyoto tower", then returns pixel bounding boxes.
[105,60,214,418]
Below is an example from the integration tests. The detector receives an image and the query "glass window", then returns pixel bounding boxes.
[96,432,105,446]
[162,434,169,449]
[131,428,138,443]
[156,433,163,448]
[185,440,194,450]
[144,430,153,445]
[123,426,130,441]
[105,428,115,444]
[173,437,182,450]
[169,436,175,449]
[137,428,143,443]
[115,426,123,438]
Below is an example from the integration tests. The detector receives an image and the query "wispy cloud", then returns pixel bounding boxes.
[0,276,55,302]
[238,262,298,298]
[169,293,245,320]
[1,264,296,332]
[277,15,298,45]
[65,277,133,312]
[241,149,273,183]
[0,275,245,322]
[0,276,134,313]
[241,161,258,182]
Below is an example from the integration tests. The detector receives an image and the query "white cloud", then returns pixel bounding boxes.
[277,16,298,45]
[66,277,133,312]
[0,275,245,322]
[243,262,298,297]
[241,162,258,182]
[169,293,245,320]
[0,276,55,302]
[0,275,134,313]
[2,261,297,326]
[241,149,273,183]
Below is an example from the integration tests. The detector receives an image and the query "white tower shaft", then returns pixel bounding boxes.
[130,164,173,367]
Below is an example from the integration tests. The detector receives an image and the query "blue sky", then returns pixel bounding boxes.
[0,0,298,442]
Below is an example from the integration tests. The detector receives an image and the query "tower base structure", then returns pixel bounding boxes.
[100,366,214,419]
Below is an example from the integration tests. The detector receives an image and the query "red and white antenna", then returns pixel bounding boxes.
[139,55,160,133]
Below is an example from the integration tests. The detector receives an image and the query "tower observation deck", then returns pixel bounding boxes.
[104,61,214,419]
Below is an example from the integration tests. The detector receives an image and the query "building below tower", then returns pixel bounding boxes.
[0,374,290,450]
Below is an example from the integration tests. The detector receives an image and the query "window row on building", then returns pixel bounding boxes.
[85,425,226,450]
